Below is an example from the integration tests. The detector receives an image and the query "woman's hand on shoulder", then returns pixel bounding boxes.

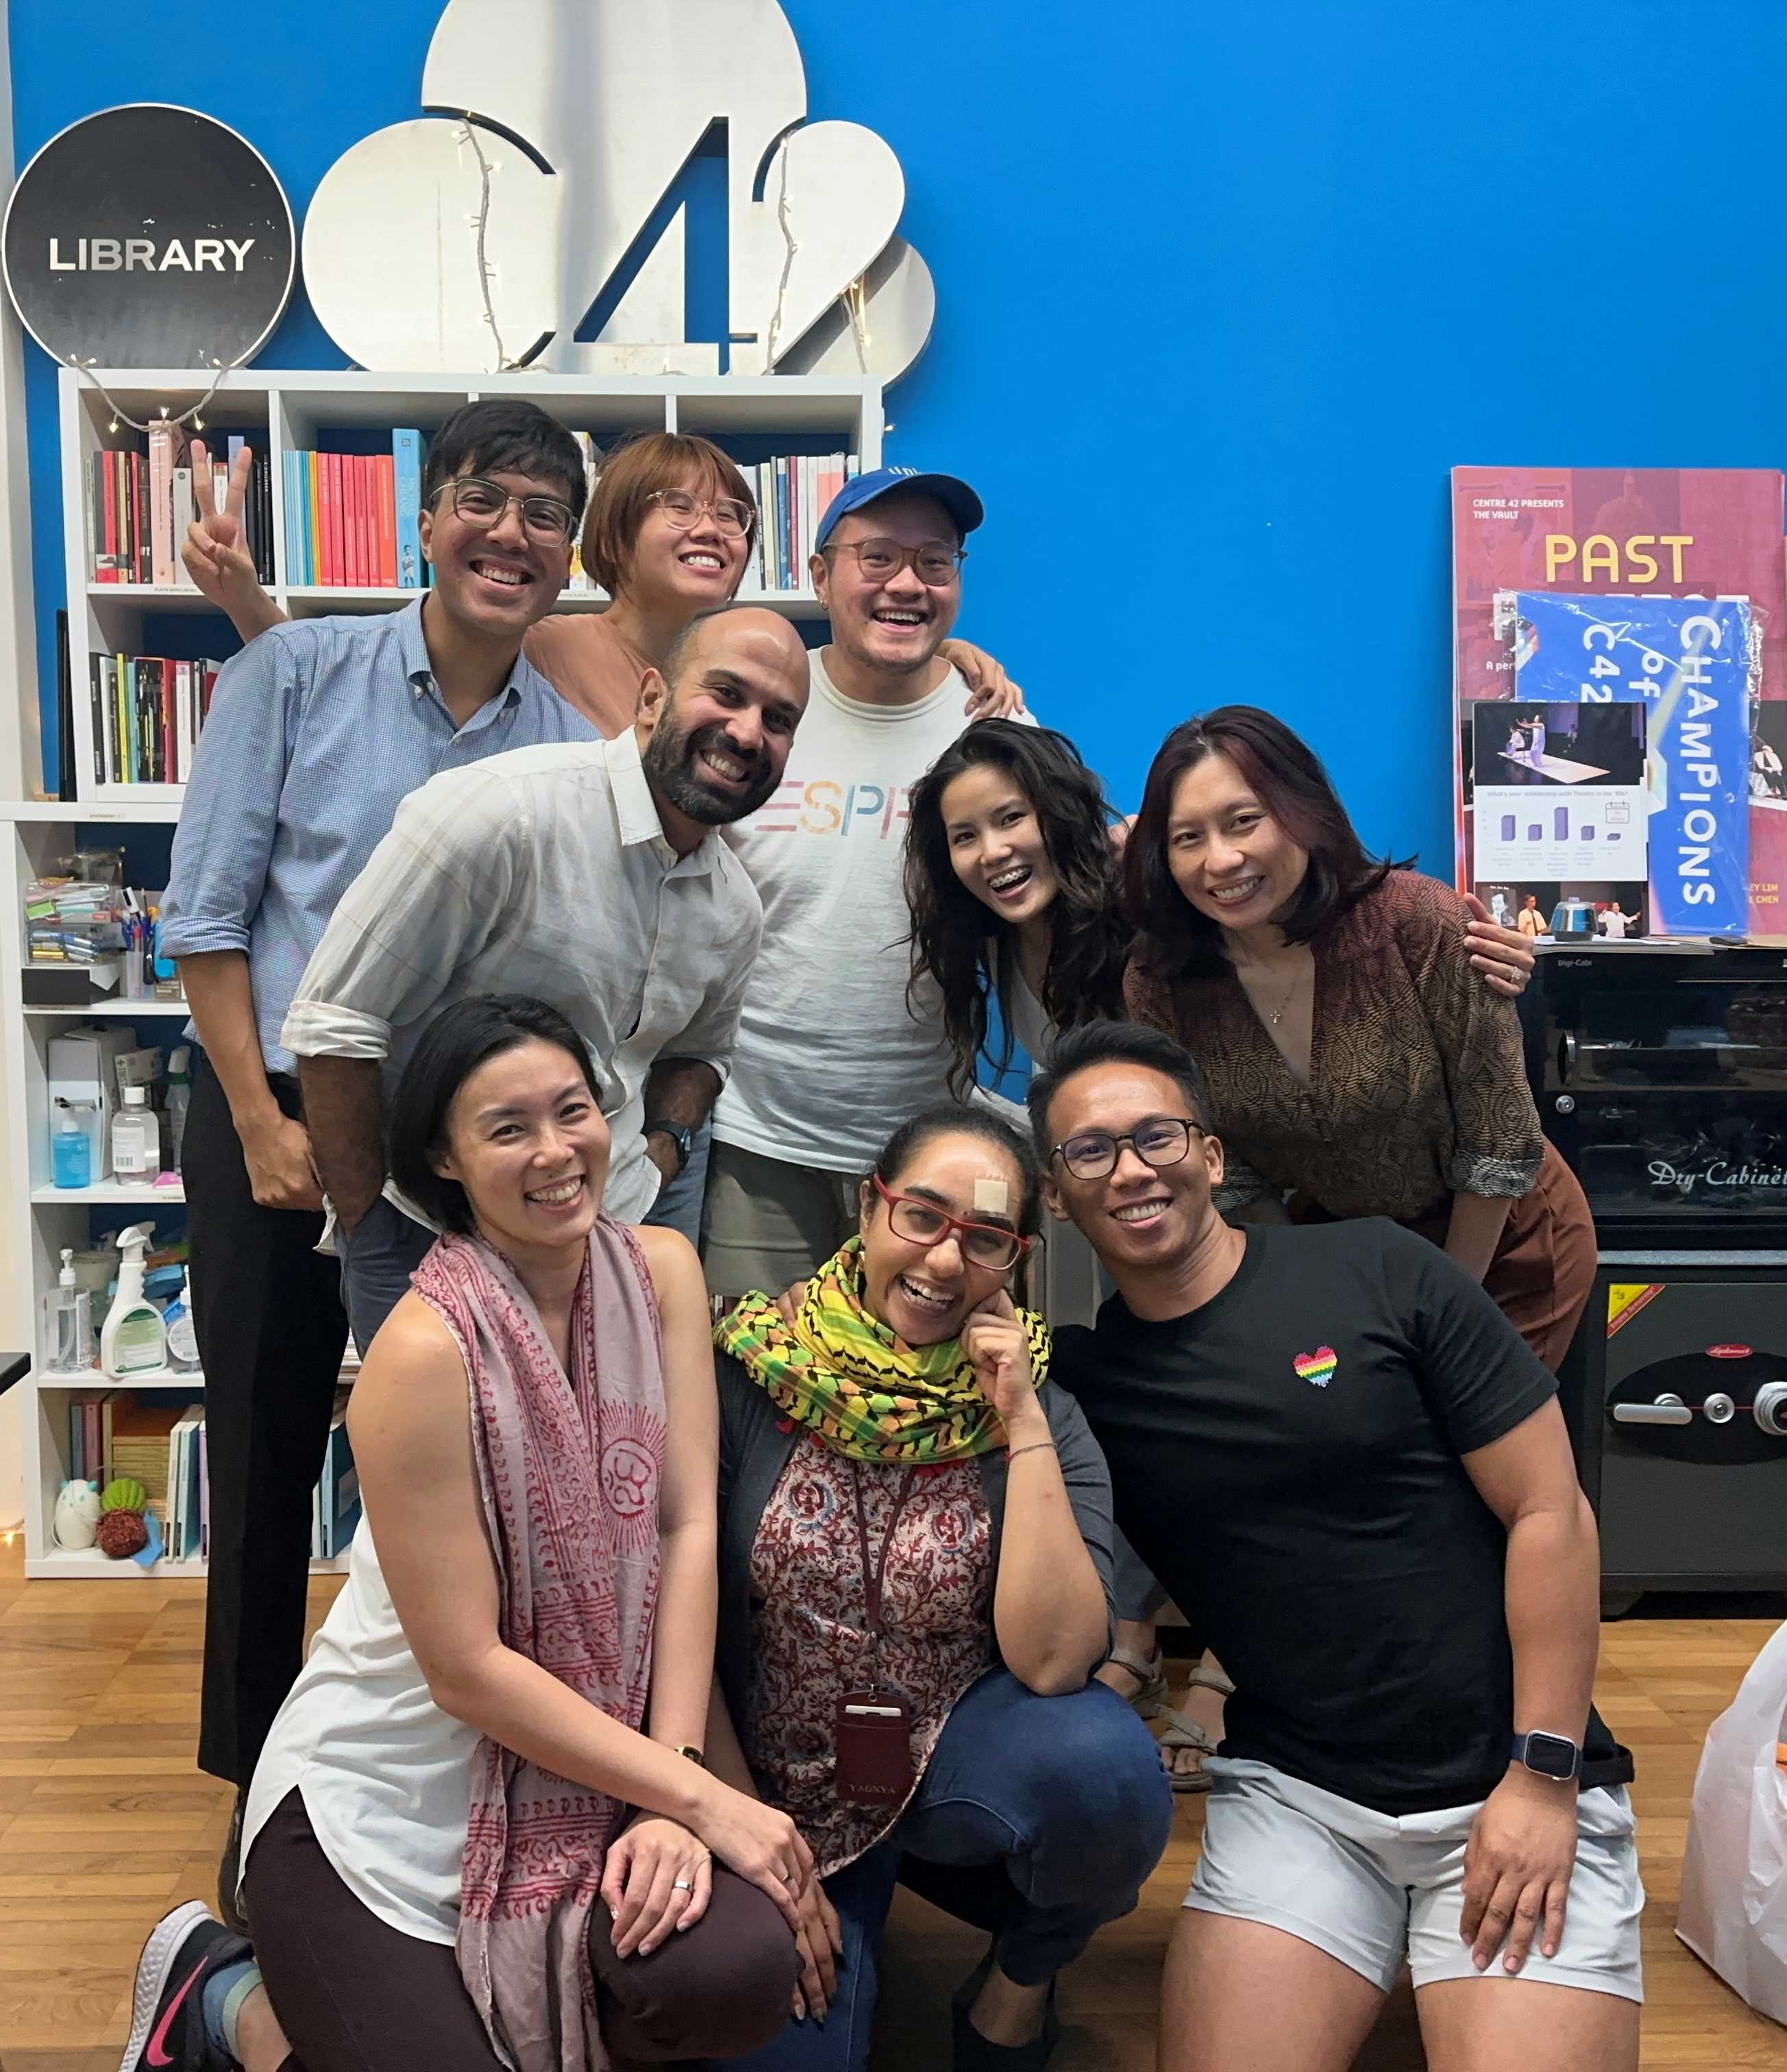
[939,639,1026,719]
[1462,892,1535,998]
[962,1289,1043,1435]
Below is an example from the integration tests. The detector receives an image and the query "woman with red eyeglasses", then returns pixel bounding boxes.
[707,1103,1170,2072]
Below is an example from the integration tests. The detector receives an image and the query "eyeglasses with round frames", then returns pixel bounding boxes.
[870,1174,1031,1272]
[430,475,578,545]
[822,539,966,587]
[1050,1117,1202,1181]
[646,488,756,539]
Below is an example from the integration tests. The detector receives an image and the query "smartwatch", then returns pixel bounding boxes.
[1511,1730,1582,1782]
[645,1120,694,1179]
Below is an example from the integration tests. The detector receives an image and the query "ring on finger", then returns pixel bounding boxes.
[672,1877,693,1891]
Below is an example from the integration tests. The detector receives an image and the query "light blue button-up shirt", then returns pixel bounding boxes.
[161,598,598,1074]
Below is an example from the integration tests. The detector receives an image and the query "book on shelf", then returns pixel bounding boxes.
[735,453,856,597]
[63,1392,357,1563]
[565,431,602,592]
[286,432,428,589]
[90,428,273,589]
[110,1398,183,1509]
[168,1406,204,1558]
[311,1391,360,1559]
[88,653,220,785]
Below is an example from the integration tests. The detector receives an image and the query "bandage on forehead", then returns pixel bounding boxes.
[973,1176,1009,1215]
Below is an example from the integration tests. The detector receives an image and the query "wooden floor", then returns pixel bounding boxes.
[0,1546,1780,2070]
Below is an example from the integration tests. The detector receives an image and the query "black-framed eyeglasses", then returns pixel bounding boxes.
[646,488,755,539]
[871,1174,1031,1272]
[430,475,578,545]
[822,539,965,587]
[1050,1117,1201,1181]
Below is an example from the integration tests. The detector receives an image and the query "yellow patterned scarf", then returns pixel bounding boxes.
[715,1237,1051,1463]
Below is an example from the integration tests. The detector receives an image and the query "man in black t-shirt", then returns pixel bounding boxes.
[1028,1020,1642,2072]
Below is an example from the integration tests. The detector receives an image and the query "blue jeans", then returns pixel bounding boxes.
[336,1196,435,1356]
[641,1117,712,1247]
[724,1668,1172,2072]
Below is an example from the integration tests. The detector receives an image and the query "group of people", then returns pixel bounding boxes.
[121,398,1642,2072]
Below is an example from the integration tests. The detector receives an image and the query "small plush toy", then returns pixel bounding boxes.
[95,1477,150,1559]
[52,1479,101,1550]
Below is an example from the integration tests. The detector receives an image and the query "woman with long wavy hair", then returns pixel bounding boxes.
[904,722,1129,1099]
[902,717,1546,1789]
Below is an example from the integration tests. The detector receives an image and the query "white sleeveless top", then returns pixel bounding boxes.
[241,1510,478,1945]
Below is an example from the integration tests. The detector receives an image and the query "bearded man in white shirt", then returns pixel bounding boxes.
[699,467,1033,1297]
[282,605,811,1351]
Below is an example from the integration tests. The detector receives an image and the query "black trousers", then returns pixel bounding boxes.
[186,1052,349,1786]
[245,1789,798,2070]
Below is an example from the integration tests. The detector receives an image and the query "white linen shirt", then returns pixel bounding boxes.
[280,728,762,1222]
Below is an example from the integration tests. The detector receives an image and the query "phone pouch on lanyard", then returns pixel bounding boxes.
[835,1466,919,1808]
[834,1688,915,1804]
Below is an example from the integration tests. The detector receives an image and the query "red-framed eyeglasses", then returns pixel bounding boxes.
[870,1174,1032,1273]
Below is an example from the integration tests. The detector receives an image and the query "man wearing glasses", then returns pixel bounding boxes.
[162,399,600,1910]
[702,466,1030,1298]
[1025,1018,1642,2072]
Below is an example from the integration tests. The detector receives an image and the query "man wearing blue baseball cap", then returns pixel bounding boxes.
[702,465,1026,1295]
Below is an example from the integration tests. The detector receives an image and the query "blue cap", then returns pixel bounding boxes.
[814,466,985,550]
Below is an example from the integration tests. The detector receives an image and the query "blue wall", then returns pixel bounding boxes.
[15,0,1787,875]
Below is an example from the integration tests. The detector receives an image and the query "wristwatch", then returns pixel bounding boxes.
[671,1744,705,1768]
[645,1120,694,1179]
[1511,1730,1582,1782]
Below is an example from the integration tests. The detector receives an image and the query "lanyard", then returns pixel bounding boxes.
[850,1464,920,1673]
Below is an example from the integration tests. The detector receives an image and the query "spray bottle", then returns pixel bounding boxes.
[101,1223,167,1378]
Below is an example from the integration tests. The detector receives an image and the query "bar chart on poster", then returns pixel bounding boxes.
[1471,701,1648,886]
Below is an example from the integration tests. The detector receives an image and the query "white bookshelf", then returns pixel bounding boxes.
[62,367,881,808]
[9,367,881,1577]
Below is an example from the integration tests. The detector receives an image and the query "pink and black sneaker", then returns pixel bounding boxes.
[119,1900,249,2072]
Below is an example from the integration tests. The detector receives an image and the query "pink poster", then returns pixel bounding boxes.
[1452,467,1787,937]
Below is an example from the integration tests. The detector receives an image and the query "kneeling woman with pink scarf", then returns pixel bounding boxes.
[706,1106,1173,2072]
[122,996,806,2072]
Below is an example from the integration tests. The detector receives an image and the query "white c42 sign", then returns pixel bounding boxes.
[300,0,937,384]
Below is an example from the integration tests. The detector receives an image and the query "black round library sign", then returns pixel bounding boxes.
[3,104,295,368]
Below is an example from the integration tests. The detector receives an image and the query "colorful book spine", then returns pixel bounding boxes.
[393,430,424,589]
[148,421,177,584]
[321,452,343,586]
[374,452,397,587]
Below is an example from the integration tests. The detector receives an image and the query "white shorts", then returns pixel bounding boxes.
[1186,1758,1644,2003]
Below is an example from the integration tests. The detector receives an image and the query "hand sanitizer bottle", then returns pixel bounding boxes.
[102,1224,166,1378]
[111,1085,160,1189]
[52,1102,93,1189]
[40,1248,94,1375]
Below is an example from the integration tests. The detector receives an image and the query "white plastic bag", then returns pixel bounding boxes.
[1677,1618,1787,2024]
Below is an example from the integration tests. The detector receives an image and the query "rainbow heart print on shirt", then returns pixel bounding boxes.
[1294,1346,1338,1389]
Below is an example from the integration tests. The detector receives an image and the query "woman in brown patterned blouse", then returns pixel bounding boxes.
[1122,707,1594,1368]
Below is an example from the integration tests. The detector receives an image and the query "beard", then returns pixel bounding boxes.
[641,714,778,826]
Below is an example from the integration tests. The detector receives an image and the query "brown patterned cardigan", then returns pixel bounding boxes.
[1123,870,1545,1221]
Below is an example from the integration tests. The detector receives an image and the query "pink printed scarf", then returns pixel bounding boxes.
[412,1220,667,2072]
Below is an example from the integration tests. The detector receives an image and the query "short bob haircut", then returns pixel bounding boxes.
[1123,706,1405,981]
[1026,1019,1213,1164]
[419,399,589,523]
[389,994,604,1237]
[580,431,758,597]
[869,1103,1044,1241]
